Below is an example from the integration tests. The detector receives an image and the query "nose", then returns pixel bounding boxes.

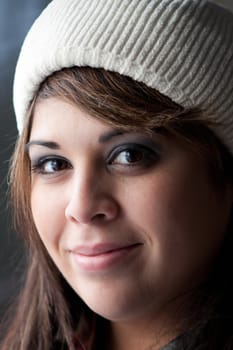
[65,169,119,224]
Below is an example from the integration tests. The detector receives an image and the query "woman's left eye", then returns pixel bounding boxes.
[31,156,71,175]
[108,144,159,167]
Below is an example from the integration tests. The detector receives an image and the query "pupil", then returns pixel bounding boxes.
[126,150,142,163]
[52,161,58,170]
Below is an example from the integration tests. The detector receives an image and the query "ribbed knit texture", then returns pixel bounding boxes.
[13,0,233,153]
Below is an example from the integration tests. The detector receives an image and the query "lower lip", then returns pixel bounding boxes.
[71,245,140,272]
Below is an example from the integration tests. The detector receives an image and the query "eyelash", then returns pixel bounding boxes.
[30,143,160,176]
[31,156,72,175]
[107,143,159,168]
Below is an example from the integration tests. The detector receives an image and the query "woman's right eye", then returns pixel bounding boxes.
[31,156,71,175]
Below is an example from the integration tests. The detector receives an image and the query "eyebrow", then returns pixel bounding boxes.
[25,129,127,153]
[98,130,125,143]
[25,140,60,153]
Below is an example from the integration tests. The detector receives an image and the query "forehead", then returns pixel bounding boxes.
[31,97,111,138]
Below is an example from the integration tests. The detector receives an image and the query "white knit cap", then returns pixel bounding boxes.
[13,0,233,153]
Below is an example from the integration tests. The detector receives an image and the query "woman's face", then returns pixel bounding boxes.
[28,97,232,323]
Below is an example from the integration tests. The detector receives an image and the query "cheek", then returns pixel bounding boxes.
[30,185,65,251]
[125,168,227,279]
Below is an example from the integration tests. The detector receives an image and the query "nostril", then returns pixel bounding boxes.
[65,195,119,224]
[92,213,107,221]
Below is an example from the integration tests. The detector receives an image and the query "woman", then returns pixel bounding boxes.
[1,0,233,349]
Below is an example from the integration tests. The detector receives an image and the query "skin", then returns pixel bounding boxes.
[28,97,232,350]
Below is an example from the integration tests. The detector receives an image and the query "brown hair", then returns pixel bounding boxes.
[1,67,233,350]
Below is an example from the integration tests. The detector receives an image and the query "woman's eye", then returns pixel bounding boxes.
[31,157,71,175]
[113,149,144,164]
[108,144,159,167]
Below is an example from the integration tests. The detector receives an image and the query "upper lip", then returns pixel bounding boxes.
[69,242,142,256]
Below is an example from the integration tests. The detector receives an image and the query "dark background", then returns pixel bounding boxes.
[0,0,232,316]
[0,0,50,316]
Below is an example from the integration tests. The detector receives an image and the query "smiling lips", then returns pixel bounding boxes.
[70,243,141,272]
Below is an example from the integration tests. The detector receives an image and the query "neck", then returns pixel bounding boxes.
[108,322,178,350]
[104,302,189,350]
